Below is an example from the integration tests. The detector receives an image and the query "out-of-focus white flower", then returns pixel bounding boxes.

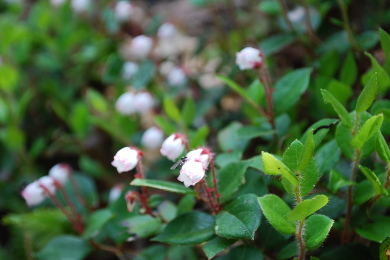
[116,92,136,115]
[111,147,142,173]
[185,148,212,170]
[235,47,262,70]
[71,0,90,13]
[160,133,186,161]
[157,23,177,39]
[51,0,66,7]
[48,163,71,186]
[38,176,57,195]
[178,160,205,187]
[21,182,45,207]
[167,67,187,87]
[115,1,134,22]
[122,62,138,80]
[141,127,164,149]
[109,184,124,202]
[287,6,305,23]
[133,92,155,114]
[129,35,153,60]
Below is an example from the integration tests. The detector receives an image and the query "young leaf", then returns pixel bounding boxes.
[321,89,353,128]
[154,115,176,135]
[380,28,390,61]
[356,216,390,243]
[328,169,355,193]
[365,52,390,90]
[359,165,388,196]
[261,152,298,186]
[215,194,261,240]
[351,114,383,149]
[36,235,92,260]
[189,125,209,148]
[376,131,390,164]
[340,51,357,86]
[202,237,236,260]
[304,214,334,250]
[130,179,196,195]
[258,194,295,235]
[297,129,314,172]
[287,195,329,222]
[356,73,378,113]
[152,212,215,245]
[163,96,181,122]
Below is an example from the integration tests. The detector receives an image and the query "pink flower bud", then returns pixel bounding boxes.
[130,35,153,60]
[185,148,212,170]
[48,163,71,186]
[125,191,137,212]
[178,160,205,187]
[115,1,134,22]
[116,92,136,115]
[133,92,155,114]
[160,133,186,161]
[141,127,164,149]
[112,147,142,173]
[109,184,124,202]
[167,67,187,87]
[38,176,57,195]
[235,47,262,70]
[122,62,138,80]
[157,23,177,39]
[21,182,45,207]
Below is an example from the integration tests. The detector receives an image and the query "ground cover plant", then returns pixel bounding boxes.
[1,0,390,259]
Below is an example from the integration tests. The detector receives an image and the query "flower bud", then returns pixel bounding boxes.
[160,133,186,161]
[122,62,138,80]
[112,147,142,173]
[167,67,187,87]
[109,184,124,203]
[48,163,71,186]
[133,91,155,114]
[129,35,153,60]
[21,182,45,207]
[38,176,57,195]
[141,127,164,149]
[125,191,137,212]
[116,92,136,115]
[235,47,262,70]
[115,1,134,22]
[157,23,177,39]
[185,148,212,170]
[178,160,205,187]
[71,0,90,13]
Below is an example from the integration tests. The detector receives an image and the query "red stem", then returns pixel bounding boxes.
[210,159,221,212]
[69,174,86,208]
[57,183,83,224]
[135,160,155,217]
[200,181,218,215]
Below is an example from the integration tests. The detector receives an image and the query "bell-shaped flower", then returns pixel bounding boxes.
[116,92,136,115]
[21,181,46,207]
[235,47,262,70]
[133,91,155,114]
[160,133,186,161]
[141,127,164,149]
[48,163,71,186]
[129,35,153,60]
[112,147,142,173]
[167,67,186,87]
[185,148,212,170]
[178,160,205,187]
[38,176,57,195]
[115,1,134,22]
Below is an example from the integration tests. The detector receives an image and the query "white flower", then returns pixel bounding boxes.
[109,184,124,202]
[235,47,262,70]
[51,0,66,7]
[48,163,71,186]
[160,134,186,161]
[157,23,177,39]
[167,67,186,87]
[141,127,164,149]
[115,1,134,22]
[129,35,153,60]
[21,182,46,207]
[111,147,141,173]
[71,0,90,13]
[116,92,136,115]
[38,176,57,195]
[133,92,155,114]
[287,6,305,23]
[185,148,211,170]
[122,62,138,80]
[178,160,205,187]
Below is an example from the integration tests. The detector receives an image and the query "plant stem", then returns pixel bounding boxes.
[210,159,221,212]
[200,180,218,215]
[69,173,86,208]
[89,240,124,258]
[58,184,83,224]
[368,165,390,207]
[135,161,155,217]
[301,0,321,45]
[294,182,305,259]
[337,0,360,53]
[277,0,296,33]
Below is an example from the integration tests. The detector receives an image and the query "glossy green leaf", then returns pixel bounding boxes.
[273,68,312,114]
[356,216,390,243]
[153,212,215,245]
[215,194,261,239]
[215,151,242,168]
[379,237,390,260]
[351,114,383,148]
[217,122,248,152]
[83,209,113,239]
[327,79,352,106]
[304,214,334,250]
[158,201,178,222]
[359,165,388,196]
[126,215,162,238]
[380,28,390,61]
[356,74,378,113]
[302,118,339,147]
[181,96,196,127]
[315,140,341,175]
[258,194,295,235]
[376,131,390,164]
[202,237,235,259]
[353,180,375,205]
[131,179,196,195]
[217,161,251,203]
[36,235,92,260]
[297,129,314,172]
[365,52,390,90]
[321,89,353,128]
[287,195,329,222]
[328,170,355,193]
[217,245,263,260]
[340,51,357,86]
[163,96,181,122]
[262,152,298,186]
[177,194,196,215]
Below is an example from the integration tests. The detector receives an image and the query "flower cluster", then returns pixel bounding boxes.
[115,91,155,115]
[177,148,212,187]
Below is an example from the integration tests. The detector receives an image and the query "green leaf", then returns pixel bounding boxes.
[86,89,108,114]
[0,65,19,92]
[379,237,390,260]
[258,194,295,235]
[380,28,390,61]
[132,60,155,89]
[130,179,196,195]
[83,209,113,239]
[217,245,263,260]
[158,200,178,222]
[327,79,353,106]
[202,237,236,260]
[359,165,388,196]
[365,52,390,90]
[340,51,357,86]
[181,96,196,127]
[273,68,312,115]
[356,74,378,113]
[297,129,314,172]
[153,212,215,245]
[189,125,209,148]
[126,215,162,238]
[262,152,298,186]
[177,194,196,215]
[217,122,249,152]
[287,195,329,222]
[163,96,181,123]
[154,115,176,135]
[217,161,251,203]
[215,194,261,239]
[321,89,353,128]
[353,180,375,205]
[215,151,242,168]
[376,131,390,163]
[303,118,339,147]
[236,125,274,140]
[315,140,341,175]
[328,169,355,193]
[356,216,390,243]
[278,241,298,260]
[260,33,295,56]
[351,114,383,149]
[304,214,334,250]
[36,235,92,260]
